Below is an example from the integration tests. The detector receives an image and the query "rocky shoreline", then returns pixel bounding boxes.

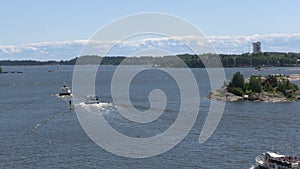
[207,86,300,102]
[207,72,300,103]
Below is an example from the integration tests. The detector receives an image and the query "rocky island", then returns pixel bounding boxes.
[207,72,300,102]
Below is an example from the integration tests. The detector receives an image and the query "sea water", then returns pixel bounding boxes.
[0,65,300,168]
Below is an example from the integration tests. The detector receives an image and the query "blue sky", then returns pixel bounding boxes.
[1,0,300,45]
[1,0,300,60]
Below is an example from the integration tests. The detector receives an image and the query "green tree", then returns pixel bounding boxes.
[236,56,250,66]
[284,79,299,91]
[232,87,245,96]
[276,81,285,93]
[228,72,244,89]
[249,76,262,93]
[263,81,273,92]
[0,66,2,74]
[243,82,250,91]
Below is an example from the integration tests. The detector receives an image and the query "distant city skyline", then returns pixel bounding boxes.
[1,0,300,60]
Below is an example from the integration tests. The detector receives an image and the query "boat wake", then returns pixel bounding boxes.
[32,109,69,133]
[76,102,114,116]
[32,122,43,132]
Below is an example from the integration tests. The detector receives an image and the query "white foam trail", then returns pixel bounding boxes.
[32,122,43,132]
[76,102,114,116]
[32,109,68,133]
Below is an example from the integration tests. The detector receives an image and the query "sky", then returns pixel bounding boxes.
[1,0,300,60]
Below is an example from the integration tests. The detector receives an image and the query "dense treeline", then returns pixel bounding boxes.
[0,60,59,66]
[220,52,300,67]
[1,52,300,67]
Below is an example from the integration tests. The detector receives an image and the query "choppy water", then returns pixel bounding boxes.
[0,65,300,168]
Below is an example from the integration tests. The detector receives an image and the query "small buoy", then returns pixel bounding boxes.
[69,100,72,110]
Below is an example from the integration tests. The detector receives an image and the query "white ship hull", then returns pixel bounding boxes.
[255,152,300,169]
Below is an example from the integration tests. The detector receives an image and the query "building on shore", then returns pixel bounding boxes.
[252,41,262,54]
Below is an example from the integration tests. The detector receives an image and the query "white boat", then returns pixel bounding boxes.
[256,152,300,169]
[84,96,100,104]
[59,83,72,96]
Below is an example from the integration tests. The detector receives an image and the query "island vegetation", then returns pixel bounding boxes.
[207,72,300,102]
[1,52,300,67]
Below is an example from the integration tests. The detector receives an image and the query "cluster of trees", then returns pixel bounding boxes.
[220,52,300,67]
[0,66,2,74]
[0,60,59,66]
[60,53,300,67]
[1,52,300,67]
[40,55,205,67]
[227,72,299,98]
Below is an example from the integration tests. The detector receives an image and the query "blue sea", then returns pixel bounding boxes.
[1,65,300,168]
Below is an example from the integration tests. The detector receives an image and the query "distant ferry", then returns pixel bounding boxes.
[255,152,300,169]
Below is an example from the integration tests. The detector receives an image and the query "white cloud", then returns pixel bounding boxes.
[1,33,300,60]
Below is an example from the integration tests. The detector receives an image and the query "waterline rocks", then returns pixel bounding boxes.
[207,72,300,103]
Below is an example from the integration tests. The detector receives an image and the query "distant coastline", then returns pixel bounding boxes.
[1,52,300,68]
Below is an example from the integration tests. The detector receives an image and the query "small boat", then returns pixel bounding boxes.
[255,152,300,169]
[59,83,72,96]
[255,66,268,71]
[84,96,100,104]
